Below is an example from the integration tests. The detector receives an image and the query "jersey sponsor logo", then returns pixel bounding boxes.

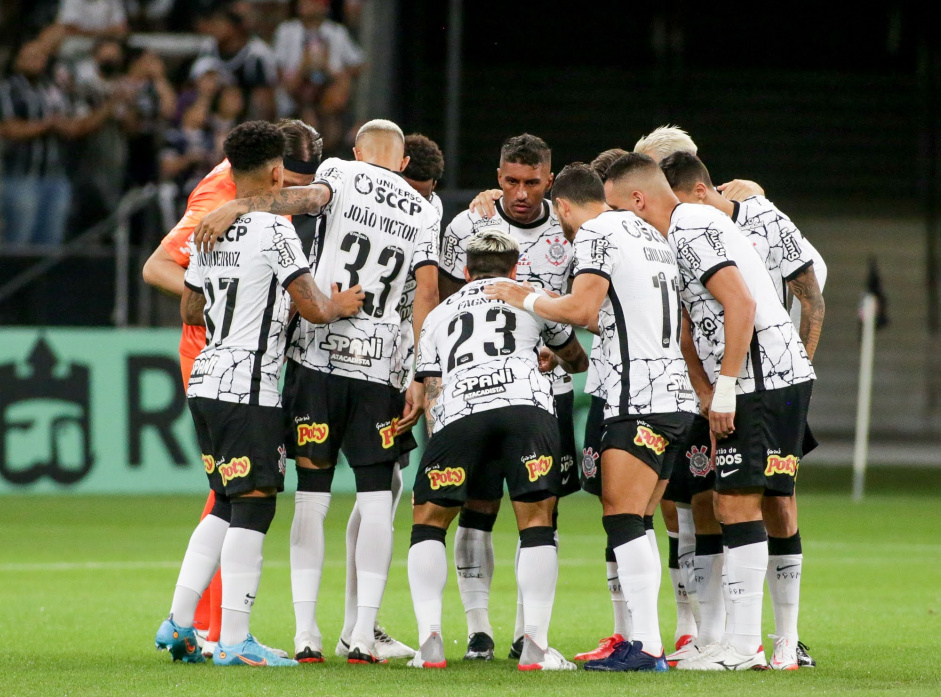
[427,466,465,489]
[517,252,532,268]
[705,228,726,255]
[698,316,719,338]
[297,422,329,446]
[582,447,599,479]
[202,454,215,475]
[218,456,251,486]
[453,367,514,398]
[634,425,668,456]
[668,374,695,401]
[678,243,702,270]
[354,173,374,195]
[765,453,799,477]
[524,454,553,482]
[441,233,458,270]
[271,230,297,267]
[544,237,569,267]
[189,355,220,384]
[781,234,802,262]
[319,335,384,367]
[223,224,248,242]
[378,417,399,448]
[686,444,712,477]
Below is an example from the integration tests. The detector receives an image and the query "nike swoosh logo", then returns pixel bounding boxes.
[716,660,750,670]
[693,568,704,572]
[236,655,268,666]
[606,577,619,582]
[456,566,479,571]
[720,469,739,477]
[776,564,800,572]
[727,581,742,585]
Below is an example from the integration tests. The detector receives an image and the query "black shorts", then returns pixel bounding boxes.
[555,391,580,497]
[600,412,694,479]
[283,361,417,467]
[188,397,286,497]
[714,381,813,496]
[413,405,561,506]
[580,395,605,497]
[663,415,714,505]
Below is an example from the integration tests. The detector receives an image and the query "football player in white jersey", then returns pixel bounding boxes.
[488,164,697,672]
[605,153,816,671]
[438,135,581,660]
[407,230,587,671]
[192,119,440,664]
[659,151,825,669]
[155,121,364,667]
[331,133,447,662]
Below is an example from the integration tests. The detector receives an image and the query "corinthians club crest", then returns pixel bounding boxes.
[545,236,569,267]
[687,444,713,477]
[354,173,373,195]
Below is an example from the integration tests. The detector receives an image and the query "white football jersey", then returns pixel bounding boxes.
[184,213,309,406]
[584,334,606,399]
[288,158,440,386]
[670,203,815,394]
[441,198,575,394]
[416,278,575,433]
[574,211,696,419]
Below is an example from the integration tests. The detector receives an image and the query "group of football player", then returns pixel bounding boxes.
[145,114,825,674]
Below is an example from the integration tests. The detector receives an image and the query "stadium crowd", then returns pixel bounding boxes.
[0,0,365,247]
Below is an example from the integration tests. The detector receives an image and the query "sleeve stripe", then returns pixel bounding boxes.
[184,280,203,293]
[546,330,578,351]
[414,370,442,381]
[413,259,439,272]
[574,268,611,282]
[281,267,310,290]
[783,259,814,282]
[313,180,334,207]
[700,260,738,285]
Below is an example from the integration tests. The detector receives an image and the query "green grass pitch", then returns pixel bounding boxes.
[2,469,940,696]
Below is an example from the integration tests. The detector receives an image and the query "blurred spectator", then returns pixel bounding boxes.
[191,2,278,120]
[273,0,363,153]
[0,40,112,246]
[122,48,177,187]
[54,0,129,39]
[125,0,177,31]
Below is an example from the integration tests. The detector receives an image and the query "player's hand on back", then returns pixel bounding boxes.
[331,282,365,318]
[537,346,558,373]
[468,189,502,218]
[484,281,530,309]
[717,179,764,201]
[397,380,425,432]
[193,200,246,253]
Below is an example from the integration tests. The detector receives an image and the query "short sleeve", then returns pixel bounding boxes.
[260,217,311,288]
[673,224,736,285]
[771,205,815,281]
[439,213,471,282]
[540,314,575,350]
[573,224,614,279]
[183,240,203,292]
[415,316,442,380]
[315,158,345,207]
[412,206,440,272]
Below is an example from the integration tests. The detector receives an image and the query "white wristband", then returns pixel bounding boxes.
[522,292,540,314]
[711,375,737,413]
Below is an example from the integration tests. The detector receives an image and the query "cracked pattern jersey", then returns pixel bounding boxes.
[669,203,815,394]
[287,158,440,388]
[184,213,310,406]
[573,210,696,420]
[415,278,575,434]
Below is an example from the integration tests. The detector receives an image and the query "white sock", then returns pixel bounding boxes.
[408,539,447,646]
[607,560,632,638]
[669,566,697,642]
[219,527,265,647]
[351,490,393,648]
[454,525,494,637]
[170,514,229,626]
[721,555,734,635]
[694,553,726,645]
[645,528,662,596]
[517,545,557,650]
[513,539,524,641]
[340,502,360,643]
[725,541,768,655]
[767,553,802,641]
[290,491,331,642]
[614,536,662,655]
[676,506,699,623]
